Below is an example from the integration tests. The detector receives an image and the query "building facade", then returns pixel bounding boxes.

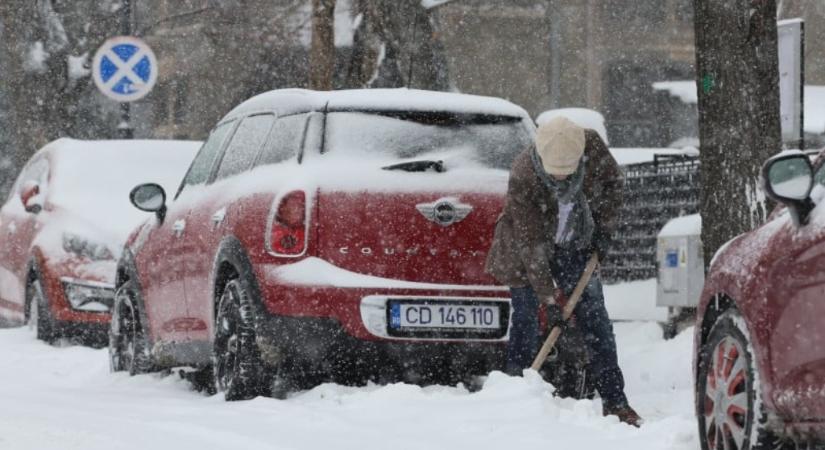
[125,0,825,147]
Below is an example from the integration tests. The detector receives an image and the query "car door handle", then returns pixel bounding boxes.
[212,208,226,226]
[173,219,186,237]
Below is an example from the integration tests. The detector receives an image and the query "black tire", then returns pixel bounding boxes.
[26,277,57,344]
[213,278,270,401]
[109,281,153,375]
[697,310,794,450]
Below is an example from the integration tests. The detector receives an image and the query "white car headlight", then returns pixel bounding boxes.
[60,278,115,312]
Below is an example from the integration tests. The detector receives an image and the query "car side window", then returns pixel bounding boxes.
[256,113,308,167]
[215,114,275,180]
[179,121,234,191]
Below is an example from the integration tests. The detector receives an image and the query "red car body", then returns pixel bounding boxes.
[695,151,825,445]
[0,139,200,342]
[117,89,535,384]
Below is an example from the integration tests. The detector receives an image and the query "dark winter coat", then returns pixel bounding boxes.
[485,130,624,299]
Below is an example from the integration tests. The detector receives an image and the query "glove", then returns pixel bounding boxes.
[545,302,566,330]
[553,288,569,308]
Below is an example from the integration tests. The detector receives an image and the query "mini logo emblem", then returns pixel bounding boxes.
[416,197,473,226]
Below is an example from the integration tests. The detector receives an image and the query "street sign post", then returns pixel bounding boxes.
[778,19,804,149]
[92,36,157,103]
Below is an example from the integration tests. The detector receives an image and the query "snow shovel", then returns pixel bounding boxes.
[530,253,599,371]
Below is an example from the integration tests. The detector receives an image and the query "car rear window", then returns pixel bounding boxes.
[323,111,532,170]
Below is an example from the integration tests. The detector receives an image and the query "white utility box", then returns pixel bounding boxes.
[656,214,703,309]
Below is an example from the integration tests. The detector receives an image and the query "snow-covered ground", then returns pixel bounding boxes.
[0,316,698,450]
[605,278,669,322]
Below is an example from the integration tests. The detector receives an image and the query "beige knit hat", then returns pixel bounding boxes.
[535,116,586,176]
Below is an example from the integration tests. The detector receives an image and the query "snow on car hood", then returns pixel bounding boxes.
[44,139,200,250]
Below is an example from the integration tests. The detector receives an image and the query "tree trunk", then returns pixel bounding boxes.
[310,0,336,91]
[0,0,125,199]
[693,0,782,268]
[345,0,449,91]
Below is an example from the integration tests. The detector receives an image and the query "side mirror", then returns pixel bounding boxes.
[20,181,42,214]
[762,153,815,226]
[130,183,167,222]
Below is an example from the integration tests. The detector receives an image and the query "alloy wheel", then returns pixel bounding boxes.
[704,335,749,450]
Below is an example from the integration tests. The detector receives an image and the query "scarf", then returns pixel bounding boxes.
[531,148,594,250]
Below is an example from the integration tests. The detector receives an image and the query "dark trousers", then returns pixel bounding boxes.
[505,248,629,409]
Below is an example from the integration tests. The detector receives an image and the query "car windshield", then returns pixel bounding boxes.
[323,111,532,170]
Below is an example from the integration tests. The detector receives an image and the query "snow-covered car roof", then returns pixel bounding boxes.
[222,88,531,123]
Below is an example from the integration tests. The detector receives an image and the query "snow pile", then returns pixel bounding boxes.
[658,214,701,238]
[604,279,668,322]
[652,81,698,105]
[0,321,698,450]
[609,147,699,166]
[536,108,609,144]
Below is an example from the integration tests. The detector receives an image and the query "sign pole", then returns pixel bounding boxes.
[119,0,134,139]
[800,20,805,150]
[777,19,804,150]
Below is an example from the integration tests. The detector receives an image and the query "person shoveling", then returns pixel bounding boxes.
[485,116,643,427]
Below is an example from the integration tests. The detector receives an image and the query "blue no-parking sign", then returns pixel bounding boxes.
[92,36,158,102]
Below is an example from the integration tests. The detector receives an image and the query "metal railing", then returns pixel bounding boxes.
[601,154,700,283]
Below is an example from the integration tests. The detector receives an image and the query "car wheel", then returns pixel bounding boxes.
[26,277,56,343]
[109,281,153,375]
[213,278,269,401]
[697,310,794,450]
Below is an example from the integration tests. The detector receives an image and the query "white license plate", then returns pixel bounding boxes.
[389,303,501,330]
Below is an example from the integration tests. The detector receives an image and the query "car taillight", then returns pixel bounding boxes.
[270,191,307,255]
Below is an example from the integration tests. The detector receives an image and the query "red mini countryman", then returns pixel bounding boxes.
[695,151,825,450]
[0,139,199,345]
[111,89,534,399]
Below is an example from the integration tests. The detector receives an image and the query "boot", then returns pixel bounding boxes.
[603,404,643,428]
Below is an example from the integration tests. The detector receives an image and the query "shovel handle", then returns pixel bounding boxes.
[529,253,599,371]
